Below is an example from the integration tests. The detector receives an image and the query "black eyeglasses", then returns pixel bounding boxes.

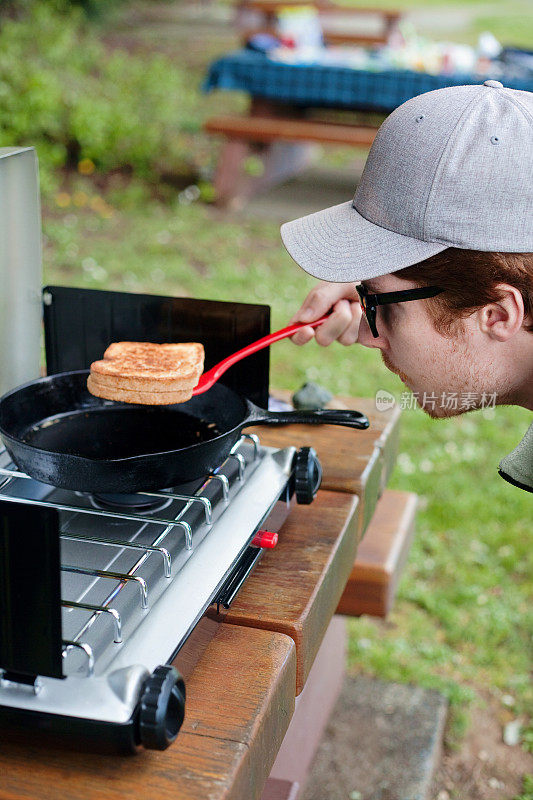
[356,283,445,338]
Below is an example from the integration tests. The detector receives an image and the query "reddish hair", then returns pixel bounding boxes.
[394,249,533,336]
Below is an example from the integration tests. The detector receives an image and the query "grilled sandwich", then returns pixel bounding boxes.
[88,341,204,404]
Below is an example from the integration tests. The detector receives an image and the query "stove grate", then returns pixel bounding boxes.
[0,434,262,675]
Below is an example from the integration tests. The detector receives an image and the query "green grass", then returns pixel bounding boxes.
[469,3,533,49]
[349,405,532,744]
[42,178,533,750]
[303,0,533,47]
[513,774,533,800]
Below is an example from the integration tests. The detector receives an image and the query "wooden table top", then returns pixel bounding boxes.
[0,626,296,800]
[0,396,401,800]
[211,490,359,694]
[252,393,401,536]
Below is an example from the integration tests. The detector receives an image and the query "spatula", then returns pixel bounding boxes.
[192,315,329,396]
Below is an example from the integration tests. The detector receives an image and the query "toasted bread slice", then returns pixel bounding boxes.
[89,341,204,392]
[87,374,195,405]
[91,371,200,392]
[87,341,204,404]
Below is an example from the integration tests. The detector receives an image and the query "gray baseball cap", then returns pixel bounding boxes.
[280,80,533,283]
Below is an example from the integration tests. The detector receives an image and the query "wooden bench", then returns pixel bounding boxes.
[337,488,418,618]
[205,115,379,206]
[204,115,378,147]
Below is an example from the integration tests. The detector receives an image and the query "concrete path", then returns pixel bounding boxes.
[301,675,448,800]
[241,160,367,222]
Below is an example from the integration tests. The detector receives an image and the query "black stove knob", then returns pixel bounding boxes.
[294,447,322,504]
[138,665,186,750]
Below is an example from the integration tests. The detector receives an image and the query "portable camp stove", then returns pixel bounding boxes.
[0,434,321,751]
[0,285,326,751]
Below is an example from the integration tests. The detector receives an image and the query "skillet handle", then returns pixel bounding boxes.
[244,407,370,430]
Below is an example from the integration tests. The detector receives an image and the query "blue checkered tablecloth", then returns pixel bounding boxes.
[204,49,533,113]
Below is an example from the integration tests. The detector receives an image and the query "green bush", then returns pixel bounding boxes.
[0,2,205,191]
[60,0,126,18]
[1,0,126,20]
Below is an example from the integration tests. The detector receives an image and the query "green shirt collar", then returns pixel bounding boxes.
[498,421,533,493]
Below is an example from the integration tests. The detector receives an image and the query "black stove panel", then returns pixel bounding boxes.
[0,501,63,680]
[43,286,270,407]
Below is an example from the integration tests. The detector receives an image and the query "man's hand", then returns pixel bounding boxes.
[289,281,362,346]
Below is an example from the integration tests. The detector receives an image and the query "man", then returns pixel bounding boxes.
[281,80,533,492]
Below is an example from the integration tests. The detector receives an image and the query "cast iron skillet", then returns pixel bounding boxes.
[0,370,369,493]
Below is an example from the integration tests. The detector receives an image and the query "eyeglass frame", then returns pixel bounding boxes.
[356,283,445,338]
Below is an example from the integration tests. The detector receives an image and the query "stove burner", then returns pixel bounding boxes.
[90,492,173,513]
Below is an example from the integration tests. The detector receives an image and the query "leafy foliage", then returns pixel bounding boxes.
[0,3,205,192]
[513,774,533,800]
[1,0,126,19]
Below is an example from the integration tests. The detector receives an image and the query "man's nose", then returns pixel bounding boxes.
[357,314,389,350]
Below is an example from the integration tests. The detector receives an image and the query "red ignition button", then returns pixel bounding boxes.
[251,530,278,549]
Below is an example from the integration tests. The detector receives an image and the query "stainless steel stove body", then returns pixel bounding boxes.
[0,435,304,751]
[0,285,321,751]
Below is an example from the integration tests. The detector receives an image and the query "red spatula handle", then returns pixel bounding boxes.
[193,315,329,395]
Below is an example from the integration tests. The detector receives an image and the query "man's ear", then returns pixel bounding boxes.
[477,284,525,341]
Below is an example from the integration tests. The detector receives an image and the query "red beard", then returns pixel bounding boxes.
[381,352,411,385]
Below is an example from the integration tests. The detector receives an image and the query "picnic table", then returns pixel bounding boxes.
[0,395,418,800]
[203,47,533,207]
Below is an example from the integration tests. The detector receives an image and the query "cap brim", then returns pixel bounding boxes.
[280,200,447,283]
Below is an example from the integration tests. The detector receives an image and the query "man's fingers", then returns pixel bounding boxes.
[293,281,359,324]
[314,299,353,347]
[290,326,316,346]
[337,302,362,346]
[289,281,361,347]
